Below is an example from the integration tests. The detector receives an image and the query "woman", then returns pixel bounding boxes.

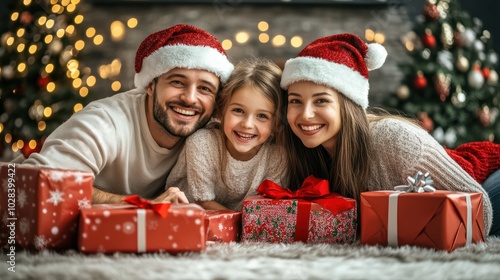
[279,33,500,236]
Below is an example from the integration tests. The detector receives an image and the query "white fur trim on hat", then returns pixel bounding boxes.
[281,56,369,109]
[365,43,387,71]
[134,44,234,89]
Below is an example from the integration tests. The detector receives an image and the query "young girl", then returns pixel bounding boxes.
[166,58,287,210]
[279,33,500,236]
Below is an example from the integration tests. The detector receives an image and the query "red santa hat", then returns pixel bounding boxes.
[281,33,387,109]
[134,24,234,89]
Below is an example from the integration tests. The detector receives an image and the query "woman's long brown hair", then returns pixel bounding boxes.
[280,91,372,201]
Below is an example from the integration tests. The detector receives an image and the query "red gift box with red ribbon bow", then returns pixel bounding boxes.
[241,176,357,244]
[0,164,93,251]
[78,195,206,253]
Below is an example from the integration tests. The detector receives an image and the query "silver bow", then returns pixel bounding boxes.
[394,171,436,193]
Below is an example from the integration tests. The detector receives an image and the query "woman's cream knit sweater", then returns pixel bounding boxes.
[369,118,492,234]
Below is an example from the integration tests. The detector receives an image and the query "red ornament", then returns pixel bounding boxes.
[477,106,492,127]
[20,11,33,25]
[453,31,465,48]
[422,30,436,48]
[423,2,440,21]
[37,76,51,88]
[413,72,427,90]
[482,68,491,80]
[418,112,434,132]
[21,140,43,158]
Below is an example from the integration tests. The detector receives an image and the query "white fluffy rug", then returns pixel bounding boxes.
[2,237,500,280]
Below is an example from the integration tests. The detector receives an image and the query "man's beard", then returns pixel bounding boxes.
[152,88,211,137]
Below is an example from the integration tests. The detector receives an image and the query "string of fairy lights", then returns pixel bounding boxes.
[219,21,385,50]
[0,0,385,155]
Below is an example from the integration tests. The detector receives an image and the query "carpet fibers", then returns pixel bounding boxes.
[2,237,500,280]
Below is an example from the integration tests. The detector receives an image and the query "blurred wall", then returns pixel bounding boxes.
[82,2,413,106]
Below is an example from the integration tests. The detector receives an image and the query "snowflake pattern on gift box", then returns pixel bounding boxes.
[2,178,8,193]
[74,173,85,185]
[50,171,65,182]
[148,219,159,230]
[2,212,7,226]
[46,189,65,206]
[78,198,91,210]
[242,199,356,244]
[19,218,30,235]
[34,235,48,250]
[17,189,27,208]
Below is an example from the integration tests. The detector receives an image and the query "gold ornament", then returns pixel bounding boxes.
[434,72,451,101]
[396,85,410,100]
[441,22,454,49]
[456,55,469,72]
[437,0,450,19]
[451,85,466,108]
[487,70,499,86]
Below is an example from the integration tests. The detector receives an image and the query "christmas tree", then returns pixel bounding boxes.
[384,0,500,148]
[0,0,95,159]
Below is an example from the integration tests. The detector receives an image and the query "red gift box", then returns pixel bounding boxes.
[0,164,93,251]
[205,210,242,243]
[78,196,206,253]
[360,190,485,252]
[241,176,357,244]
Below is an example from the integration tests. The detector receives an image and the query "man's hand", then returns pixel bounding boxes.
[153,187,189,204]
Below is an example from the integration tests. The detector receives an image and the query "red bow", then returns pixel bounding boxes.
[257,175,355,215]
[122,195,171,218]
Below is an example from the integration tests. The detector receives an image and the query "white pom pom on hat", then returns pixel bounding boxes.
[134,24,234,90]
[365,43,388,71]
[281,33,387,109]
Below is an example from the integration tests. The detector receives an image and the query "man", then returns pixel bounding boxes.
[22,24,234,204]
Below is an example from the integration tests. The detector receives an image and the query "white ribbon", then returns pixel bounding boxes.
[464,193,472,246]
[137,209,146,252]
[387,192,401,247]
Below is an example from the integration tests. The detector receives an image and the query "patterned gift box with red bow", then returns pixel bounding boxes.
[0,164,93,251]
[78,195,206,253]
[241,176,357,244]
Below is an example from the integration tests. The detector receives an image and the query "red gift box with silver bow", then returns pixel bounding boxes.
[360,172,485,252]
[0,164,93,251]
[78,195,206,253]
[241,176,357,244]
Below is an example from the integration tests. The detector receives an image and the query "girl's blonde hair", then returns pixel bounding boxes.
[211,58,285,185]
[213,57,283,143]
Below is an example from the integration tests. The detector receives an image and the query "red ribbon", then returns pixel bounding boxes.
[257,175,355,215]
[122,195,171,218]
[257,176,355,242]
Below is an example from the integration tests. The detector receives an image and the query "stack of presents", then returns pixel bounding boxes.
[0,165,485,254]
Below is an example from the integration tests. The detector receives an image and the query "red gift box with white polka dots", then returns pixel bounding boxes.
[78,204,206,253]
